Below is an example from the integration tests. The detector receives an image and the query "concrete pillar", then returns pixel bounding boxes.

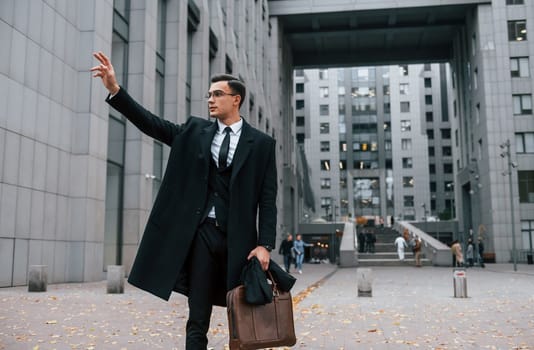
[357,268,372,297]
[106,265,125,294]
[28,265,48,292]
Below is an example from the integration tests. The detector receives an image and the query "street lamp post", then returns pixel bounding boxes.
[500,139,518,271]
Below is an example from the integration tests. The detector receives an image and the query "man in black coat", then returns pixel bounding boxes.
[92,52,277,349]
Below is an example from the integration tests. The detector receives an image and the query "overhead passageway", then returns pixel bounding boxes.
[269,0,491,67]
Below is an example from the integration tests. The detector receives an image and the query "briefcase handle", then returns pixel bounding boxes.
[266,270,279,297]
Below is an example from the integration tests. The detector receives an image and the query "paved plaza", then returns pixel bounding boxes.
[1,263,533,349]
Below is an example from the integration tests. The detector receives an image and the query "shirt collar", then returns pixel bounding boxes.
[217,118,243,134]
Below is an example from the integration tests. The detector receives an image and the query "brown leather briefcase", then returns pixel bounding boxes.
[226,275,296,350]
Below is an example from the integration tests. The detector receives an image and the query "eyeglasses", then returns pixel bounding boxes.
[205,90,238,99]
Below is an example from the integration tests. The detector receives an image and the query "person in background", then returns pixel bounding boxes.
[293,234,313,274]
[451,240,464,267]
[413,236,422,267]
[478,237,486,268]
[466,238,475,267]
[394,234,408,261]
[278,234,294,273]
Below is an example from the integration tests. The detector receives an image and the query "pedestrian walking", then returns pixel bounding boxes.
[478,237,486,268]
[358,231,365,253]
[466,239,474,267]
[413,236,422,267]
[450,240,464,267]
[293,234,313,274]
[394,234,408,261]
[278,234,294,273]
[92,52,278,349]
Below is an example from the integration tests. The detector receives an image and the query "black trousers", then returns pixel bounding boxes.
[185,220,228,350]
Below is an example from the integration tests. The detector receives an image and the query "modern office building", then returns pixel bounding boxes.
[296,64,453,228]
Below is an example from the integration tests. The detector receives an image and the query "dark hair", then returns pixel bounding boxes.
[211,74,246,108]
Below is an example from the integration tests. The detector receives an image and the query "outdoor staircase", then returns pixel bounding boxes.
[357,227,431,267]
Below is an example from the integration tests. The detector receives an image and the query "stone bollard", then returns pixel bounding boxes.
[107,265,125,294]
[357,268,373,297]
[28,265,48,292]
[453,268,467,298]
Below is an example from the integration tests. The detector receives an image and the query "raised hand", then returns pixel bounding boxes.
[91,51,120,95]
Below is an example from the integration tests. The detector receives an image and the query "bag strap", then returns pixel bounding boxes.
[266,270,279,296]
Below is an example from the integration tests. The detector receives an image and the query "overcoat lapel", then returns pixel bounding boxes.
[199,122,218,167]
[230,121,254,187]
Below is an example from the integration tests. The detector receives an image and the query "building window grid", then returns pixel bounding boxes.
[508,20,527,41]
[513,94,532,115]
[516,132,534,153]
[511,57,529,77]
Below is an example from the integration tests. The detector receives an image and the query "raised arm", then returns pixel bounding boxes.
[91,51,181,145]
[91,51,120,95]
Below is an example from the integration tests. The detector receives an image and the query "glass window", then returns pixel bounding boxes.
[430,181,437,192]
[507,0,524,4]
[319,69,328,80]
[402,157,413,168]
[338,86,345,96]
[426,112,433,122]
[425,95,433,105]
[153,141,163,202]
[427,129,434,139]
[404,196,414,207]
[296,100,304,110]
[403,177,414,188]
[516,132,534,153]
[399,65,408,76]
[513,94,532,115]
[443,146,452,156]
[401,138,412,150]
[401,120,411,132]
[428,146,435,156]
[429,164,436,174]
[319,87,329,98]
[508,20,527,41]
[400,83,409,95]
[296,83,304,93]
[340,141,347,152]
[400,101,410,112]
[321,160,331,171]
[424,78,432,88]
[518,171,534,203]
[320,122,330,134]
[444,163,453,173]
[321,197,332,208]
[511,57,529,77]
[441,128,451,139]
[320,141,330,152]
[296,116,305,126]
[320,104,329,115]
[321,178,331,189]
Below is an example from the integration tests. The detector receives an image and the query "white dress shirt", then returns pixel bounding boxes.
[208,118,243,218]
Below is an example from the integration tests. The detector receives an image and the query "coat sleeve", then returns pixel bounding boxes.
[106,87,183,146]
[257,138,277,249]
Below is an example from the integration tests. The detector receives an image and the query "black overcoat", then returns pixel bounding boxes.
[107,88,277,303]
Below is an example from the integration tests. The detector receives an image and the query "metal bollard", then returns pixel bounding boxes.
[453,268,467,298]
[107,265,125,294]
[357,268,373,297]
[28,265,48,292]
